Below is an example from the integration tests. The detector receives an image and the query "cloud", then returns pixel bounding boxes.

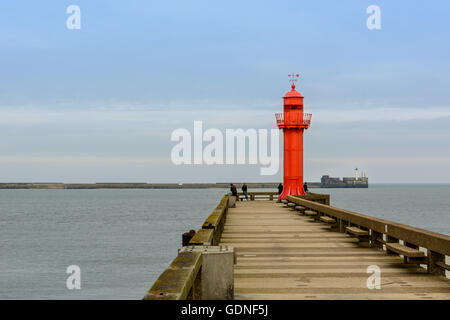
[312,107,450,124]
[0,156,168,165]
[308,156,450,165]
[1,105,450,127]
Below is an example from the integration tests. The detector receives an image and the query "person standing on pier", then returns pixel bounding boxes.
[278,183,283,195]
[303,182,309,193]
[242,183,248,201]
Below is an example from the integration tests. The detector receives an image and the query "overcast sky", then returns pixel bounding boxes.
[1,1,450,183]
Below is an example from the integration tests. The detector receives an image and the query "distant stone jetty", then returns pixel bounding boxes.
[0,178,367,189]
[0,183,279,189]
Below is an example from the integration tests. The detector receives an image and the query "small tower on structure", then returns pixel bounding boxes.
[275,74,312,200]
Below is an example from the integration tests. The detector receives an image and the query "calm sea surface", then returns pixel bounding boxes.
[1,184,449,299]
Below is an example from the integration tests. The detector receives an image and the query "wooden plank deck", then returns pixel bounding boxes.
[219,200,450,300]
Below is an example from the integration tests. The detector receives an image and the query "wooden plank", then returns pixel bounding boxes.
[304,210,317,216]
[386,243,425,258]
[221,233,352,239]
[236,256,404,263]
[346,226,369,236]
[234,251,390,258]
[223,226,330,232]
[221,238,358,244]
[320,216,336,224]
[234,275,448,288]
[287,202,296,208]
[234,268,427,276]
[235,261,404,268]
[225,242,358,249]
[235,293,450,300]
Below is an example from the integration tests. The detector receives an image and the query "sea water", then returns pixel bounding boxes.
[0,184,449,299]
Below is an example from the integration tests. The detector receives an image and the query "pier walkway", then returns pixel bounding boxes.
[220,200,450,300]
[144,193,450,300]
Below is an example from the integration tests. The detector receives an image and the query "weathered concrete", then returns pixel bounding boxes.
[219,201,450,300]
[180,246,235,300]
[143,251,202,300]
[228,195,237,208]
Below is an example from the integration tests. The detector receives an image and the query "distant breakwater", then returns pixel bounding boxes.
[0,183,280,189]
[0,182,367,189]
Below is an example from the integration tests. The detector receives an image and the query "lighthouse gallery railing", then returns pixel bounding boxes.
[275,112,312,126]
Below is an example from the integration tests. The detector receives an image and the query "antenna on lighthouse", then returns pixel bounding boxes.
[288,73,300,89]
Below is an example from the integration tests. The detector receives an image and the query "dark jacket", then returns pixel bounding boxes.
[230,185,238,196]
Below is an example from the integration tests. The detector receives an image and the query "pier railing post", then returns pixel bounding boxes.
[370,230,384,249]
[385,235,399,255]
[428,250,446,276]
[338,219,348,233]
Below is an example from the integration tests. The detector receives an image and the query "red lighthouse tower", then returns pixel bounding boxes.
[275,74,312,200]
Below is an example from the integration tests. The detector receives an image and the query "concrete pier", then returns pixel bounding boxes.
[144,193,450,300]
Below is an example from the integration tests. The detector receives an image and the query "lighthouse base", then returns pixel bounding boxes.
[278,184,305,200]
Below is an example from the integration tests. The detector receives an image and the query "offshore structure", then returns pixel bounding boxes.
[276,74,312,199]
[320,168,369,188]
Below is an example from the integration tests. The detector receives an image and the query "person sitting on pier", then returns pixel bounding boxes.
[230,184,238,198]
[242,183,248,201]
